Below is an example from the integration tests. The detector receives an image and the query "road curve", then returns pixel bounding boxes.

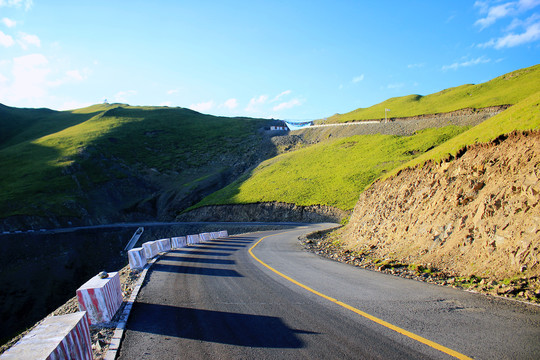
[117,224,540,359]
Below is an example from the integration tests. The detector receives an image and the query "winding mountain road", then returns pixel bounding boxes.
[117,224,540,359]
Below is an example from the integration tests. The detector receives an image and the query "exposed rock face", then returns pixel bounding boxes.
[177,202,349,223]
[342,131,540,280]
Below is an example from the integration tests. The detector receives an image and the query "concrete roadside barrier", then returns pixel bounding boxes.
[76,272,123,325]
[142,241,159,259]
[171,236,187,248]
[209,232,219,240]
[187,234,200,245]
[218,230,228,238]
[0,311,93,360]
[127,248,146,270]
[156,238,171,253]
[199,232,211,242]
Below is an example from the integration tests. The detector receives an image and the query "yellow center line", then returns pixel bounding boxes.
[248,232,473,360]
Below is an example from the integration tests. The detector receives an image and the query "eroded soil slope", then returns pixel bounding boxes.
[342,131,540,281]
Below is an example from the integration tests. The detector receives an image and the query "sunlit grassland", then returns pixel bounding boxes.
[327,64,539,123]
[383,90,540,180]
[194,126,468,211]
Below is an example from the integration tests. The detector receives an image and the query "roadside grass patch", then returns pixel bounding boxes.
[194,125,467,211]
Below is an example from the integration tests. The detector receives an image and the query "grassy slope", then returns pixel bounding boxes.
[194,126,467,211]
[0,104,269,217]
[383,90,540,179]
[326,64,540,123]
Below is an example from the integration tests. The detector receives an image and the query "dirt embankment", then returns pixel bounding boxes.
[335,131,539,292]
[277,106,507,150]
[177,202,349,223]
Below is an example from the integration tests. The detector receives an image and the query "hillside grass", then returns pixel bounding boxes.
[383,90,540,179]
[0,104,269,217]
[326,64,539,123]
[194,126,468,211]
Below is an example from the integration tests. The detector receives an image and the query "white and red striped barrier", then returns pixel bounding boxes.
[0,311,92,360]
[156,238,171,253]
[76,272,123,325]
[171,236,187,248]
[128,247,146,270]
[199,232,212,242]
[142,241,160,259]
[187,234,200,245]
[218,230,228,238]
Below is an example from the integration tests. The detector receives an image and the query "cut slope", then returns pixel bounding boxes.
[341,131,540,283]
[326,64,539,123]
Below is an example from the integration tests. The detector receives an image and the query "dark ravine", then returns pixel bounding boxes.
[177,202,350,223]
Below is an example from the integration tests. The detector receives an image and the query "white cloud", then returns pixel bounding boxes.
[271,90,291,102]
[114,90,137,103]
[167,89,179,95]
[352,74,364,83]
[189,100,215,113]
[0,30,14,47]
[494,22,540,47]
[48,69,87,87]
[7,53,50,102]
[273,98,301,111]
[2,17,16,28]
[475,2,516,29]
[18,32,40,49]
[442,56,491,71]
[66,69,84,81]
[407,63,425,69]
[0,72,7,83]
[474,0,540,29]
[479,21,540,48]
[245,94,268,113]
[387,83,405,89]
[222,98,238,109]
[0,0,32,10]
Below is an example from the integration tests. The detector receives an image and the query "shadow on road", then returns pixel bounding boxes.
[159,255,235,265]
[150,263,243,277]
[173,250,232,257]
[128,302,317,348]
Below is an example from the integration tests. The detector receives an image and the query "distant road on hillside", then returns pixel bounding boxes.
[0,221,307,236]
[117,224,540,359]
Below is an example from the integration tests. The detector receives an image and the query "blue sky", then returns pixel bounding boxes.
[0,1,539,120]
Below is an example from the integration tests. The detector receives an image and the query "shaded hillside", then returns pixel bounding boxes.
[0,104,276,230]
[325,63,539,123]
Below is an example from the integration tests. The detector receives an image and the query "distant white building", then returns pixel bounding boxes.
[270,121,289,131]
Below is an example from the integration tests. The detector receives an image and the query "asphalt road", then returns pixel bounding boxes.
[117,224,540,359]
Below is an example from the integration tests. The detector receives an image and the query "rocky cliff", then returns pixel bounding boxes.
[341,131,539,281]
[177,202,349,223]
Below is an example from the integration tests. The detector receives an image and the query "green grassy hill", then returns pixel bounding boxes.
[325,64,540,123]
[0,104,273,225]
[193,89,539,214]
[193,126,467,211]
[384,90,540,179]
